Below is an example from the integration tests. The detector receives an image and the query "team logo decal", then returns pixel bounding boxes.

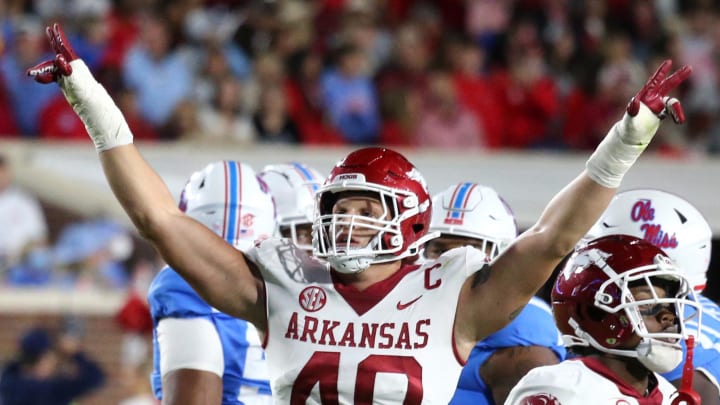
[562,249,608,279]
[299,286,327,312]
[520,394,561,404]
[242,213,255,227]
[241,213,255,236]
[630,199,678,249]
[406,167,428,190]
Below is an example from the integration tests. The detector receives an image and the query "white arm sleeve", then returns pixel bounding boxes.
[585,103,660,188]
[157,317,224,377]
[58,59,133,152]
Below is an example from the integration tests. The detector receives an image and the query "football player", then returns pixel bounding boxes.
[148,161,275,405]
[259,162,325,253]
[587,189,720,404]
[506,235,702,404]
[30,23,692,403]
[424,183,566,405]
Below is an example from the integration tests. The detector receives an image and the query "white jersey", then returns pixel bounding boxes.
[505,358,678,405]
[247,239,486,404]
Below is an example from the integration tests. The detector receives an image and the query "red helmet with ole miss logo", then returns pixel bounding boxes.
[552,235,701,373]
[312,147,435,274]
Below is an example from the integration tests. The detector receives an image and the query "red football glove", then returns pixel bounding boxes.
[26,23,78,84]
[626,59,692,124]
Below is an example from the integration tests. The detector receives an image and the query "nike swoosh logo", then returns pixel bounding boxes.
[602,222,618,228]
[396,295,423,310]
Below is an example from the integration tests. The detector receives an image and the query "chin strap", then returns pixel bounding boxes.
[670,335,701,405]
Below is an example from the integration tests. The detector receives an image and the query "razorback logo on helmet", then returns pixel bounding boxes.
[332,173,366,183]
[405,167,428,191]
[562,248,608,279]
[630,199,679,249]
[520,393,561,404]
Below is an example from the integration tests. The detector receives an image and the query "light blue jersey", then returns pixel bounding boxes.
[148,266,272,404]
[662,294,720,391]
[449,297,566,404]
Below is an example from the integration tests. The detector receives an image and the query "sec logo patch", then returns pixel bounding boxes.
[299,286,327,312]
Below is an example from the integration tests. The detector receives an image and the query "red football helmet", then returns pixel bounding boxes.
[552,235,700,372]
[313,147,435,273]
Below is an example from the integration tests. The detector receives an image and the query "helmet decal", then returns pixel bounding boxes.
[292,162,321,193]
[180,161,276,250]
[587,188,712,292]
[223,161,242,245]
[629,199,679,249]
[427,183,517,261]
[444,182,478,225]
[405,167,428,191]
[260,162,325,251]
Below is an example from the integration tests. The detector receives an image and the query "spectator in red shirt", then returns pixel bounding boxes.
[492,20,560,148]
[285,51,345,145]
[446,34,505,149]
[415,69,485,149]
[0,78,19,137]
[39,89,156,141]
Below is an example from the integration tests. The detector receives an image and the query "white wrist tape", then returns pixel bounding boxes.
[58,60,133,152]
[585,103,660,188]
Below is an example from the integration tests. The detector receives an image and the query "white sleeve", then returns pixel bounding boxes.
[585,104,659,188]
[59,60,133,152]
[157,317,224,377]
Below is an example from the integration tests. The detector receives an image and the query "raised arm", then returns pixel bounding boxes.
[28,23,266,328]
[454,60,692,352]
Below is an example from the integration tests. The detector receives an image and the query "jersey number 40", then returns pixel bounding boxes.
[291,351,422,403]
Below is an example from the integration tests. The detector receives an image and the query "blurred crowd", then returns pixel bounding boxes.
[0,154,153,291]
[0,320,106,405]
[2,0,720,154]
[0,153,157,402]
[4,0,720,289]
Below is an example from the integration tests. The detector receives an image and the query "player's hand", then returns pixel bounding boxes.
[26,23,78,84]
[24,22,134,152]
[626,59,691,124]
